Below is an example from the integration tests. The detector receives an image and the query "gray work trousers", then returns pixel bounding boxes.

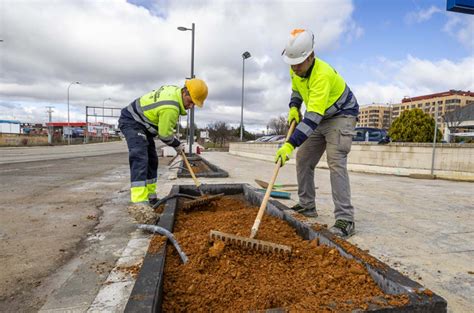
[296,115,357,222]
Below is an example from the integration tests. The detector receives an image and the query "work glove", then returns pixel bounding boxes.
[288,107,301,125]
[275,142,294,167]
[174,142,185,154]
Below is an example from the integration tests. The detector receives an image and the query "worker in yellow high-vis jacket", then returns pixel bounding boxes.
[118,78,208,224]
[275,29,359,238]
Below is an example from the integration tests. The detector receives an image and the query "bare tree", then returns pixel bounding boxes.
[443,104,471,142]
[207,121,231,147]
[267,115,288,135]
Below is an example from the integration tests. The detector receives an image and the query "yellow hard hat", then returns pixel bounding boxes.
[185,78,208,108]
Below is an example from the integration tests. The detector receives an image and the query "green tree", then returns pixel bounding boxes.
[234,124,256,141]
[388,108,442,142]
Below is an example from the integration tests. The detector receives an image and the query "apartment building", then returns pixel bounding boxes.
[357,104,392,129]
[392,90,474,123]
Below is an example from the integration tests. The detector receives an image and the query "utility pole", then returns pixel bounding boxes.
[46,106,54,144]
[102,98,111,142]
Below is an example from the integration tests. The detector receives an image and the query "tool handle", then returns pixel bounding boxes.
[284,120,296,141]
[250,121,296,239]
[181,151,202,191]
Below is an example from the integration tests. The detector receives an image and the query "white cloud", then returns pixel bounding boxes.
[0,0,358,130]
[345,19,364,43]
[353,55,474,105]
[5,0,473,134]
[443,14,474,50]
[405,5,442,24]
[404,5,473,51]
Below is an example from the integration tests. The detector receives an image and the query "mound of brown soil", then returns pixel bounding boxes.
[160,196,409,312]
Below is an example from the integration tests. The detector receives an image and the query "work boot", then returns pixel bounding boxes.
[289,204,318,218]
[127,202,159,224]
[329,219,355,238]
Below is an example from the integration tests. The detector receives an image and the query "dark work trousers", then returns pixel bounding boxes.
[118,114,158,203]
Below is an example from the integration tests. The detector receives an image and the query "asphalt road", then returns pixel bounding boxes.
[0,142,133,312]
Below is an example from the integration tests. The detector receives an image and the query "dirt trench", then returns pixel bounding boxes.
[152,196,410,312]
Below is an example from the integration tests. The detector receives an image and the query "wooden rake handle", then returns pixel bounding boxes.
[181,151,203,194]
[250,121,296,239]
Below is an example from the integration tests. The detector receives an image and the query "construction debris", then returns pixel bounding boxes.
[127,203,159,224]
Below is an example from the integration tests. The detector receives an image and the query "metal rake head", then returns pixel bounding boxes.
[209,230,291,254]
[181,193,224,211]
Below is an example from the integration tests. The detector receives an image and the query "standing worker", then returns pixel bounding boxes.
[119,79,208,224]
[275,29,359,238]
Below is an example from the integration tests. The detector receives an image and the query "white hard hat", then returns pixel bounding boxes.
[281,29,314,65]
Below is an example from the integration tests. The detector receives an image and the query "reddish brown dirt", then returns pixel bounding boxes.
[160,196,409,312]
[331,236,388,272]
[189,160,210,174]
[148,235,166,254]
[116,262,142,278]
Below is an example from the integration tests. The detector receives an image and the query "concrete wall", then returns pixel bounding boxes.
[0,134,49,146]
[229,142,474,181]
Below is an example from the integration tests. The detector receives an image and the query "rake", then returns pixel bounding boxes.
[179,151,224,210]
[209,121,296,254]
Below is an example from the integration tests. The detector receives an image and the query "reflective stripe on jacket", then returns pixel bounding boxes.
[126,85,187,145]
[288,58,359,147]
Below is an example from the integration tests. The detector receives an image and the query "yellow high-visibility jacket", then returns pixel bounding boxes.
[126,85,186,146]
[288,58,358,147]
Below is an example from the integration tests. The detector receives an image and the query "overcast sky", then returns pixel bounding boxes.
[1,0,473,132]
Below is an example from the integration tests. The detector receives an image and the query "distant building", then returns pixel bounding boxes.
[21,123,48,135]
[0,120,21,134]
[392,90,474,125]
[443,103,474,141]
[357,105,392,129]
[45,122,116,138]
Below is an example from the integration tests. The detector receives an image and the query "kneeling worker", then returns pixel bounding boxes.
[118,78,208,224]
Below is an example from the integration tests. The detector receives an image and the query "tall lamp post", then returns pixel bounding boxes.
[178,23,195,155]
[431,100,439,176]
[67,81,80,145]
[102,97,111,142]
[240,51,251,141]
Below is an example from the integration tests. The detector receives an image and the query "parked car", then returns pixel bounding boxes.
[250,135,286,143]
[353,127,390,144]
[266,135,286,142]
[254,135,273,142]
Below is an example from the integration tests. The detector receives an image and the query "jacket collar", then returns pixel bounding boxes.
[302,59,315,78]
[177,88,187,115]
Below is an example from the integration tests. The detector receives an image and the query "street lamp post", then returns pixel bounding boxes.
[178,23,195,155]
[67,81,80,145]
[240,51,251,141]
[431,101,439,176]
[102,97,111,142]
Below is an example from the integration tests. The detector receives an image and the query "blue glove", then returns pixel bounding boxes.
[275,142,295,166]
